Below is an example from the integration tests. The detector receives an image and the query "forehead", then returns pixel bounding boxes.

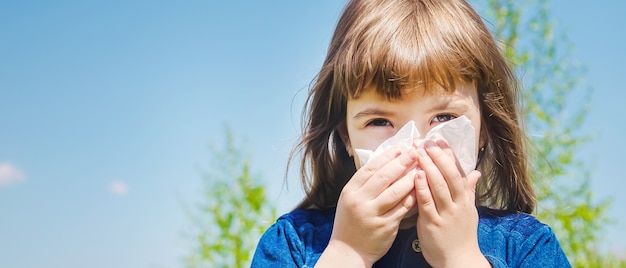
[348,80,475,102]
[345,82,479,119]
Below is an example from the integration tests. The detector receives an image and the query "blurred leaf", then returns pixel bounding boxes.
[182,127,277,268]
[476,0,626,266]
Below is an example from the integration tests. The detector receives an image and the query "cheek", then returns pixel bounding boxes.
[351,138,387,170]
[349,130,394,152]
[348,129,394,169]
[355,138,386,151]
[473,121,482,154]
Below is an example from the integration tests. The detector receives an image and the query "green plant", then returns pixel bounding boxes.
[476,0,625,266]
[183,129,276,268]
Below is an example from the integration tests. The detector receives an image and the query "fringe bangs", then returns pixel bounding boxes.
[331,1,484,100]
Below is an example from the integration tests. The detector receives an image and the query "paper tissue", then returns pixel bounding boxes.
[354,116,476,175]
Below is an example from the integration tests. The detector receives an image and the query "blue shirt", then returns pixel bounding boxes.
[251,207,571,267]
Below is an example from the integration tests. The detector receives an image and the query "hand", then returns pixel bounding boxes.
[414,140,490,268]
[317,146,418,267]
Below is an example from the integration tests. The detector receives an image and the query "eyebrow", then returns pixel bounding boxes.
[352,107,395,119]
[424,99,469,114]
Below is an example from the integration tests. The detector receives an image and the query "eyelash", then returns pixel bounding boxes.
[432,114,457,123]
[365,114,457,128]
[366,118,392,127]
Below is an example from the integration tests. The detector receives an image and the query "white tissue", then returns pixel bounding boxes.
[354,116,476,175]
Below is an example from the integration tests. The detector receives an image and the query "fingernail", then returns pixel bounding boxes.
[424,140,436,149]
[436,139,448,147]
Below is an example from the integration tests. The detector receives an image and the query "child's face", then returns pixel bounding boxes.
[344,81,482,169]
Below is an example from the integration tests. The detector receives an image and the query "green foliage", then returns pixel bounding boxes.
[183,128,276,268]
[475,0,626,266]
[180,1,626,266]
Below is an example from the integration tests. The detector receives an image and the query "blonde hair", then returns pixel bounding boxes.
[292,0,536,213]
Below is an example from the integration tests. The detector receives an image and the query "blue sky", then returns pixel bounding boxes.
[1,1,624,267]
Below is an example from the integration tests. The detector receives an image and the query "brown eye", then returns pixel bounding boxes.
[367,118,392,127]
[432,114,456,123]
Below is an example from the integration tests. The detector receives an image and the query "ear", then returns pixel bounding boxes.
[476,125,488,167]
[478,123,488,150]
[336,121,352,156]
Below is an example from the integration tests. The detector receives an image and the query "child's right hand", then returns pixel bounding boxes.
[315,146,418,267]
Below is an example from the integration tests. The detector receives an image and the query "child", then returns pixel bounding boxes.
[252,0,570,267]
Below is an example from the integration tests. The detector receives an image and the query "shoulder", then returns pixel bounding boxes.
[251,208,335,267]
[278,207,336,232]
[477,206,547,236]
[477,207,571,267]
[276,208,335,251]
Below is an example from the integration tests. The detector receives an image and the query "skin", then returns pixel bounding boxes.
[315,82,491,268]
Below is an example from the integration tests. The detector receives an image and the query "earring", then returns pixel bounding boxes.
[346,145,354,157]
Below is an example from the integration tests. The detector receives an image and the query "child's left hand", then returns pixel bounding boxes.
[414,140,490,268]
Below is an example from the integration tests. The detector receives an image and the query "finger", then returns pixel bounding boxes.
[383,185,417,221]
[376,169,416,214]
[359,147,418,198]
[429,140,467,201]
[414,169,439,218]
[466,170,481,203]
[347,146,402,189]
[417,144,452,208]
[436,139,466,177]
